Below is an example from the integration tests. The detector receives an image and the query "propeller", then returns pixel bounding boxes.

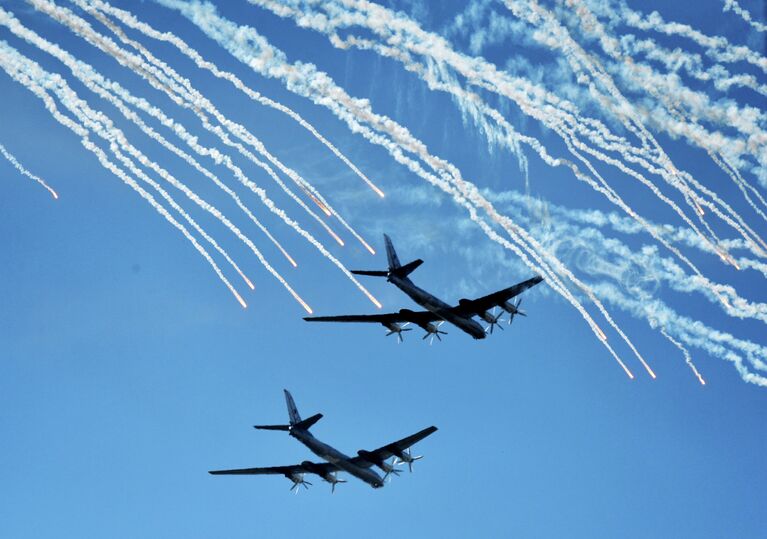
[483,307,505,334]
[385,322,412,343]
[422,321,447,345]
[381,458,402,482]
[393,448,424,473]
[508,297,526,325]
[288,473,312,493]
[327,473,347,494]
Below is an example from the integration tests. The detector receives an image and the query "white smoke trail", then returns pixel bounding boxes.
[250,0,767,260]
[660,327,706,385]
[0,5,296,269]
[75,0,380,255]
[75,0,377,257]
[723,0,767,32]
[29,0,382,309]
[615,33,767,97]
[560,0,767,224]
[161,0,661,377]
[0,141,58,199]
[478,189,766,385]
[31,0,344,250]
[0,39,261,299]
[587,0,767,72]
[0,22,325,313]
[245,0,767,320]
[509,194,767,325]
[0,41,248,308]
[591,282,767,387]
[77,0,385,200]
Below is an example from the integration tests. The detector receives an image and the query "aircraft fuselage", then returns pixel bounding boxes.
[290,428,384,488]
[389,274,486,339]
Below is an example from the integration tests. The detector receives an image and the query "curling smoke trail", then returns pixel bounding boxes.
[589,0,767,72]
[0,141,58,199]
[723,0,767,33]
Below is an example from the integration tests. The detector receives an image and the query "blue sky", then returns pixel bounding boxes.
[1,0,766,537]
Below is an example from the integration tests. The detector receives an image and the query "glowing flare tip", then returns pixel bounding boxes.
[595,326,607,341]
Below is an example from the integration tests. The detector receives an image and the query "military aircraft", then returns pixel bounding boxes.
[304,234,543,342]
[209,390,437,492]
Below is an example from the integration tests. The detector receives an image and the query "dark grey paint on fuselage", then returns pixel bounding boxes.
[290,426,384,488]
[387,273,487,339]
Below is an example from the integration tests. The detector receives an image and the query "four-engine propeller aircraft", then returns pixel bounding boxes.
[304,234,543,341]
[209,390,437,492]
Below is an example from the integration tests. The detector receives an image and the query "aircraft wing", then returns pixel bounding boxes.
[350,426,438,467]
[304,310,441,325]
[453,275,543,315]
[208,462,337,475]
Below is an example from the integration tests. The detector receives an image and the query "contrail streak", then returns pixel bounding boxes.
[77,0,376,256]
[78,0,385,201]
[251,0,767,261]
[589,0,767,73]
[0,26,323,313]
[0,5,295,270]
[76,0,379,255]
[30,0,343,250]
[660,327,706,385]
[0,41,247,308]
[592,281,767,387]
[29,0,381,310]
[562,0,767,215]
[0,141,58,199]
[163,0,652,376]
[723,0,767,33]
[1,39,259,300]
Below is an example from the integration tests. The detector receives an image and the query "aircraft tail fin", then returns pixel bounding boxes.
[384,233,401,269]
[284,389,302,425]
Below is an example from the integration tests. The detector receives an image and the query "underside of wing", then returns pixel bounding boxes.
[209,461,340,476]
[303,313,403,323]
[304,309,441,325]
[208,464,303,476]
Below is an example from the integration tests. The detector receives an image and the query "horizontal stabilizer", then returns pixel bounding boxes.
[350,270,388,277]
[253,424,291,431]
[293,413,323,430]
[392,259,423,278]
